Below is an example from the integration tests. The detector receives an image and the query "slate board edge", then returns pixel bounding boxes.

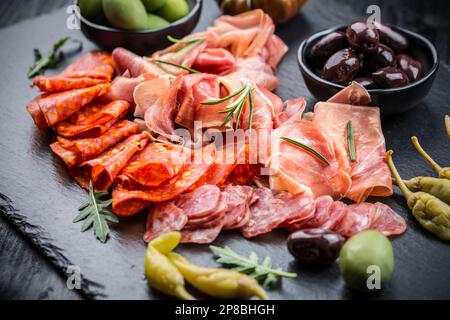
[0,192,104,299]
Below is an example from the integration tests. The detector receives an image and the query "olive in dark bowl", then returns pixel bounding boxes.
[77,0,202,55]
[298,24,439,117]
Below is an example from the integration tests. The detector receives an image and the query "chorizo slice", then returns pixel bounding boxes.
[54,100,130,138]
[112,144,215,217]
[27,83,110,128]
[50,120,140,168]
[61,51,115,80]
[33,75,109,93]
[116,142,191,189]
[73,132,150,191]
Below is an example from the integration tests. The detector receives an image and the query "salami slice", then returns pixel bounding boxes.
[50,120,140,168]
[112,144,215,216]
[143,202,188,243]
[240,187,289,238]
[73,132,150,191]
[175,185,221,219]
[320,201,348,231]
[369,203,406,236]
[27,83,110,128]
[116,142,191,188]
[54,100,130,138]
[181,215,226,244]
[276,190,315,226]
[334,203,380,238]
[222,185,254,229]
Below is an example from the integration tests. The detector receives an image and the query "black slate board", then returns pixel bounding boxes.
[0,0,449,299]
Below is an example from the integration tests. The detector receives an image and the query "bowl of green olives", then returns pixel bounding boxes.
[77,0,202,55]
[297,22,439,116]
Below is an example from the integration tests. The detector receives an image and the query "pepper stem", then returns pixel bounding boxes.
[445,115,450,139]
[386,150,413,200]
[411,136,443,175]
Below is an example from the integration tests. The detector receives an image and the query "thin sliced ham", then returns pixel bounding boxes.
[133,76,173,117]
[327,82,371,106]
[313,102,393,202]
[269,112,352,198]
[192,48,236,75]
[274,97,307,128]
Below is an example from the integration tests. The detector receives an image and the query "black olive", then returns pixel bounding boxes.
[376,23,409,52]
[287,228,345,266]
[346,21,379,53]
[309,31,348,69]
[366,43,395,72]
[372,66,410,88]
[322,48,360,85]
[353,77,377,89]
[395,54,422,82]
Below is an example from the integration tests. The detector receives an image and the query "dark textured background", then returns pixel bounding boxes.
[0,0,449,300]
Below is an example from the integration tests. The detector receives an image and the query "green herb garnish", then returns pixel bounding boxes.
[73,181,118,243]
[347,120,357,162]
[28,37,82,78]
[168,36,206,57]
[210,245,297,288]
[280,137,330,166]
[151,59,200,74]
[201,84,254,130]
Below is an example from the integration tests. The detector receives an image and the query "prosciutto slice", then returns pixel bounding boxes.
[50,120,140,168]
[192,48,236,75]
[313,102,393,202]
[73,132,150,191]
[27,83,110,128]
[133,76,173,117]
[53,100,130,138]
[274,97,307,128]
[269,112,352,198]
[112,47,163,77]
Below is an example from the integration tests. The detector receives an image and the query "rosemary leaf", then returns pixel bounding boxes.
[201,85,247,105]
[167,35,206,44]
[347,120,357,162]
[247,88,254,130]
[151,59,200,74]
[210,245,297,288]
[280,137,330,166]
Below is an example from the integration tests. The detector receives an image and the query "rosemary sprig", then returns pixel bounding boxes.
[210,245,297,288]
[168,36,206,58]
[151,59,200,74]
[73,181,118,243]
[280,137,330,166]
[347,120,357,162]
[28,37,82,78]
[201,84,254,130]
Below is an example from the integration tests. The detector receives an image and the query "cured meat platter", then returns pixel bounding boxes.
[0,0,449,299]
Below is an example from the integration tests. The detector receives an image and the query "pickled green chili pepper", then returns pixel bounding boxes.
[445,115,450,139]
[167,252,269,300]
[387,150,450,241]
[411,136,450,180]
[393,176,450,205]
[144,233,195,300]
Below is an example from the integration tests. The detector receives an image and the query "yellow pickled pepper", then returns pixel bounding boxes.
[167,252,269,300]
[144,232,195,300]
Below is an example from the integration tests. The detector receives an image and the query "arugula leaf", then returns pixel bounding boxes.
[209,245,297,288]
[28,37,82,78]
[73,181,118,243]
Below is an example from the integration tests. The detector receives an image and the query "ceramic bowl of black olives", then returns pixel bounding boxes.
[298,21,439,116]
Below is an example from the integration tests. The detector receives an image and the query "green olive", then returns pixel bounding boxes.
[102,0,148,30]
[78,0,104,21]
[141,0,168,12]
[154,0,190,22]
[147,13,170,29]
[339,230,394,292]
